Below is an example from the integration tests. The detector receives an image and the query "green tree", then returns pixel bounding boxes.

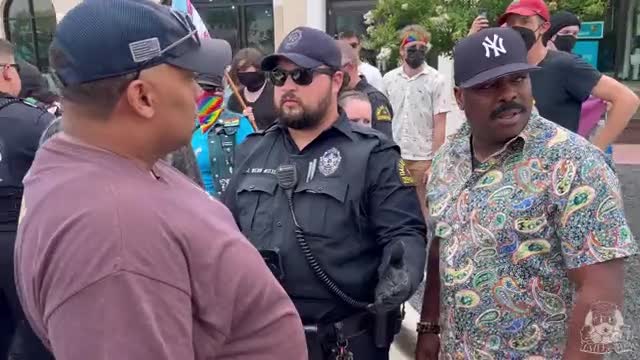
[365,0,608,70]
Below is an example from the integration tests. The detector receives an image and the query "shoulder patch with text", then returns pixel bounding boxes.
[398,159,415,186]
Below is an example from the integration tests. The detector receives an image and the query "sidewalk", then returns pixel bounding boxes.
[613,144,640,165]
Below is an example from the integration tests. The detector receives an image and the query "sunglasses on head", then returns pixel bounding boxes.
[269,67,336,87]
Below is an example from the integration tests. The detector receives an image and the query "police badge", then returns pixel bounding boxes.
[318,147,342,176]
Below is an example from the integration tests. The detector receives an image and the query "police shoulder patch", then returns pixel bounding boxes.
[375,105,392,122]
[398,159,415,186]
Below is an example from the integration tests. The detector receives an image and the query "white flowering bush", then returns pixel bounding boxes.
[364,0,607,68]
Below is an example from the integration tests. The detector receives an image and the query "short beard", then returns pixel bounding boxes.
[278,85,333,130]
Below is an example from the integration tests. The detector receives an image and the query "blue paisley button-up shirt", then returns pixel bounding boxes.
[427,113,637,359]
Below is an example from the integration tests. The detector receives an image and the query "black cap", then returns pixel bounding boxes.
[544,11,581,43]
[51,0,231,86]
[262,27,342,71]
[454,27,539,88]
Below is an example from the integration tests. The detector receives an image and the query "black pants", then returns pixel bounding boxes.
[0,228,54,360]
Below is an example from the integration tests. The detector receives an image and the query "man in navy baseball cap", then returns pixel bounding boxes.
[453,27,539,143]
[48,0,232,153]
[260,26,344,130]
[16,1,310,359]
[418,26,637,360]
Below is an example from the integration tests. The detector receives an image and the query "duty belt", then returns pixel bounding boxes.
[304,311,374,360]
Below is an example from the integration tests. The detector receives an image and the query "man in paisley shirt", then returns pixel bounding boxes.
[416,27,638,360]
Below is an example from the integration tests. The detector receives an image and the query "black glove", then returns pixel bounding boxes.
[373,241,411,313]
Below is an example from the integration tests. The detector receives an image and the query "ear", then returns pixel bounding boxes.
[454,87,464,110]
[126,80,155,119]
[540,21,551,34]
[332,71,345,92]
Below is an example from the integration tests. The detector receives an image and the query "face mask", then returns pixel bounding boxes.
[405,48,426,69]
[237,71,266,92]
[511,26,537,51]
[553,35,577,53]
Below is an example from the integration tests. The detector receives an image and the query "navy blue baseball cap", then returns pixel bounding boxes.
[454,27,539,88]
[51,0,231,86]
[262,27,342,71]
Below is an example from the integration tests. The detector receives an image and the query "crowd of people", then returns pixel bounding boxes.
[0,0,638,359]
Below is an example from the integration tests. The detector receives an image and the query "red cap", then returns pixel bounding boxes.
[498,0,550,25]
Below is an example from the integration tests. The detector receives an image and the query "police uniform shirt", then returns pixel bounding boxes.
[0,94,54,221]
[223,112,426,322]
[354,77,393,139]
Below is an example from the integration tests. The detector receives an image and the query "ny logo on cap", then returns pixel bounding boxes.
[482,34,507,58]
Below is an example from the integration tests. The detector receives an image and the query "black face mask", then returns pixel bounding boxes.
[405,48,426,69]
[553,35,577,53]
[237,71,266,92]
[511,26,537,51]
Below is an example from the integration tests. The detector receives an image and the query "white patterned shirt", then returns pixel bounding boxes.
[383,64,452,161]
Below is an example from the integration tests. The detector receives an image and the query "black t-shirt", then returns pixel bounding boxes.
[530,50,602,132]
[227,82,278,131]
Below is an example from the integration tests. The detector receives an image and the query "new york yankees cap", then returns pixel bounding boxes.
[454,27,539,89]
[262,27,342,71]
[51,0,231,86]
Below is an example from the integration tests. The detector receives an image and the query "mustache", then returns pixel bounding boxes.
[280,92,301,105]
[490,101,527,120]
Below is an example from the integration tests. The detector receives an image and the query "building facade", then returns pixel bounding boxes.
[0,0,383,71]
[0,0,637,79]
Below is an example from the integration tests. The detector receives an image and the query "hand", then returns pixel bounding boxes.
[374,242,411,313]
[468,16,490,35]
[242,106,256,123]
[421,167,431,186]
[415,333,440,360]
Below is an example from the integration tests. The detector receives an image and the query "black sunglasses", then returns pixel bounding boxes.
[269,67,336,87]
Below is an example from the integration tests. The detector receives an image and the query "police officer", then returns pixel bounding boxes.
[191,69,254,198]
[336,40,394,138]
[0,39,54,360]
[223,27,427,360]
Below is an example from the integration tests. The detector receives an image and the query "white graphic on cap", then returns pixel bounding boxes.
[482,34,507,58]
[129,38,161,63]
[283,29,303,50]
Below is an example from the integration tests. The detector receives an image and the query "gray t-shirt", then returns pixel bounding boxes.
[15,135,307,360]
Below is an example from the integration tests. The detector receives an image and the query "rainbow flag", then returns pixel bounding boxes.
[172,0,210,39]
[198,95,223,133]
